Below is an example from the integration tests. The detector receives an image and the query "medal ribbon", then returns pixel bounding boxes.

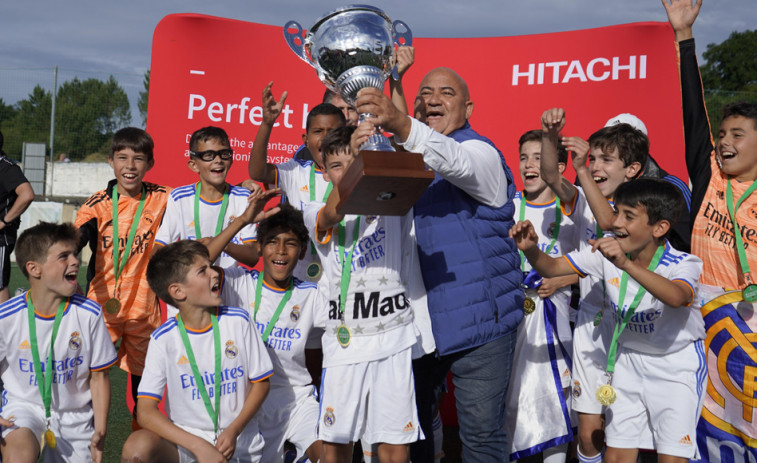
[338,216,362,315]
[605,244,665,374]
[26,293,68,422]
[177,312,222,434]
[253,272,294,343]
[194,182,229,239]
[309,166,334,257]
[111,185,146,284]
[518,195,561,271]
[726,178,757,283]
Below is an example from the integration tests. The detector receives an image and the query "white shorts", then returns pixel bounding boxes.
[175,421,264,463]
[318,348,422,445]
[259,384,320,463]
[571,303,612,414]
[605,340,707,459]
[1,400,93,462]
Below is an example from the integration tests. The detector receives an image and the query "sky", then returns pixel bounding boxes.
[1,0,754,125]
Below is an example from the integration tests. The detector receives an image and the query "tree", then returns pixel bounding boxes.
[701,29,757,93]
[0,98,16,127]
[138,69,150,127]
[3,86,52,159]
[54,76,131,160]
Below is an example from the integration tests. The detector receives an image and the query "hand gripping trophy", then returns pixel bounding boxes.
[284,5,433,215]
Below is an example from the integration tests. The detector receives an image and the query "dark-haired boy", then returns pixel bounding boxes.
[122,240,273,463]
[205,202,325,463]
[663,0,757,457]
[511,178,706,463]
[75,127,170,420]
[303,124,428,463]
[0,222,117,462]
[248,83,345,282]
[155,126,259,269]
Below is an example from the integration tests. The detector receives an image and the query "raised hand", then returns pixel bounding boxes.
[541,108,566,133]
[661,0,701,41]
[261,81,288,126]
[509,220,539,252]
[589,236,628,269]
[562,136,590,171]
[396,46,415,77]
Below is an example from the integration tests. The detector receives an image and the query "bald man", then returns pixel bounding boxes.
[356,68,523,462]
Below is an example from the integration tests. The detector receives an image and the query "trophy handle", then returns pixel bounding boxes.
[391,20,413,80]
[283,20,310,64]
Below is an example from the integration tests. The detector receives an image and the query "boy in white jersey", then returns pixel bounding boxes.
[505,130,582,463]
[155,126,259,269]
[540,108,647,463]
[303,125,423,463]
[511,178,706,463]
[248,83,345,282]
[207,203,324,462]
[0,222,117,463]
[121,240,273,463]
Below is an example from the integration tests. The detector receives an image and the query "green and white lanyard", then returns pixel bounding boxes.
[111,185,146,284]
[194,182,229,239]
[309,166,333,256]
[518,194,562,271]
[176,312,222,436]
[605,244,665,377]
[726,178,757,301]
[335,216,361,347]
[26,293,67,435]
[253,272,293,343]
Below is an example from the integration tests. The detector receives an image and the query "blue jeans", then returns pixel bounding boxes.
[411,331,517,463]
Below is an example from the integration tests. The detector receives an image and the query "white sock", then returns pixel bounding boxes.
[577,446,604,463]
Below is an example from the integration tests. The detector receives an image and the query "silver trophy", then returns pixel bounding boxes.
[284,5,412,151]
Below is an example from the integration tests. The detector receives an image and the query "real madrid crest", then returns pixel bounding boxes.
[68,331,82,351]
[323,406,336,427]
[290,305,301,322]
[224,340,238,359]
[365,215,378,225]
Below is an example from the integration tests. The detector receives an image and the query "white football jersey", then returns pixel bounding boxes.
[220,268,324,388]
[137,306,274,432]
[155,183,258,269]
[0,293,117,410]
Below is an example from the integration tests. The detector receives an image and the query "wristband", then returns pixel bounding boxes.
[0,217,9,226]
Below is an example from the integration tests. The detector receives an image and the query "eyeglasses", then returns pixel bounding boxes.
[189,149,234,161]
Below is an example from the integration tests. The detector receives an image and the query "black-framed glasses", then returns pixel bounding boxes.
[189,149,234,161]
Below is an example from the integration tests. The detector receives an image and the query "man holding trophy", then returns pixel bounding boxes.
[356,69,523,462]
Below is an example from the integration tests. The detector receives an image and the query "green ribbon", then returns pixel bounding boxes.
[111,185,146,285]
[26,293,68,422]
[177,312,222,435]
[194,182,229,239]
[518,194,562,272]
[338,216,362,316]
[726,178,757,283]
[605,244,665,375]
[254,272,293,343]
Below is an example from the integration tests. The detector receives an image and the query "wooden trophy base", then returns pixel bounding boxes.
[336,150,435,216]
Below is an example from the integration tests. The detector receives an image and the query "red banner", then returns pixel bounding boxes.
[146,14,685,188]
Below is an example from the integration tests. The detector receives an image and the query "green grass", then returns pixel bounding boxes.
[8,263,133,462]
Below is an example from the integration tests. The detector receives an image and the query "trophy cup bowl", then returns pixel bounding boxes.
[284,5,433,215]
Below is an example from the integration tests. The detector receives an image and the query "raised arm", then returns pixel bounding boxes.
[564,136,615,231]
[389,46,414,115]
[540,108,578,205]
[249,82,288,185]
[509,220,578,278]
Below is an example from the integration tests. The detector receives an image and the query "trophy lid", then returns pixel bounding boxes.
[310,4,391,34]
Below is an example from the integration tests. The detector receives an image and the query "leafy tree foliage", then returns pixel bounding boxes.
[701,29,757,93]
[138,69,150,126]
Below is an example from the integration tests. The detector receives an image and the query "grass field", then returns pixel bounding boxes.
[8,263,133,462]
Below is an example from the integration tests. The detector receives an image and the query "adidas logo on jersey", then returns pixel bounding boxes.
[177,355,189,365]
[18,340,30,350]
[608,277,620,288]
[679,435,693,445]
[562,368,570,378]
[300,185,309,193]
[403,422,415,432]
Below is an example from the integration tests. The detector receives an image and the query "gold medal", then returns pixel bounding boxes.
[593,310,604,326]
[306,262,322,280]
[596,384,617,406]
[104,298,121,314]
[44,429,57,449]
[336,324,351,347]
[523,297,536,315]
[744,284,757,303]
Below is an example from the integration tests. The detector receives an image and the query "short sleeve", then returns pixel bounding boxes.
[89,310,118,371]
[274,160,300,197]
[154,196,181,246]
[74,201,96,229]
[665,253,703,303]
[564,247,604,279]
[244,322,274,383]
[137,337,168,401]
[220,267,254,312]
[3,165,28,192]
